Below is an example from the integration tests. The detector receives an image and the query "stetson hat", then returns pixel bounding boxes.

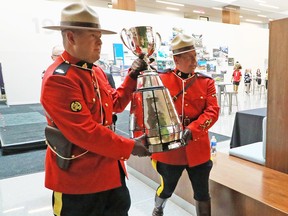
[43,3,116,34]
[171,34,195,55]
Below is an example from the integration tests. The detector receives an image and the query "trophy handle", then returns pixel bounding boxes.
[120,28,132,51]
[155,32,162,52]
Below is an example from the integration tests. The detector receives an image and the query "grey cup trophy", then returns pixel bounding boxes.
[121,26,186,153]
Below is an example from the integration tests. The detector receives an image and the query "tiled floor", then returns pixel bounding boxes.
[0,78,267,216]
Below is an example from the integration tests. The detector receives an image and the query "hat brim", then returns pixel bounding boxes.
[43,25,116,34]
[172,48,195,56]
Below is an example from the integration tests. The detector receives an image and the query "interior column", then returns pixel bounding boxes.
[222,5,240,25]
[112,0,136,11]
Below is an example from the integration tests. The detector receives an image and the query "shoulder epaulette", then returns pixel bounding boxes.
[53,62,71,76]
[157,68,173,74]
[196,72,213,79]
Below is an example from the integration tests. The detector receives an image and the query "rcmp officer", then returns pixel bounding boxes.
[151,34,220,216]
[41,3,150,216]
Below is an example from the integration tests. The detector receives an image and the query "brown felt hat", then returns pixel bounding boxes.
[171,34,195,55]
[43,3,116,34]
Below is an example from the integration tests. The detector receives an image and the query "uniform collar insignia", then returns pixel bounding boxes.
[76,61,93,70]
[175,70,193,79]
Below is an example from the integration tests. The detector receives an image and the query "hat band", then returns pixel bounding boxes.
[173,45,195,54]
[61,21,100,28]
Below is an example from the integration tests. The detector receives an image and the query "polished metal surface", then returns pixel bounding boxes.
[120,26,161,60]
[122,26,185,152]
[129,72,185,153]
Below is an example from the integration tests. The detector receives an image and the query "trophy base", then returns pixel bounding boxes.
[147,139,186,153]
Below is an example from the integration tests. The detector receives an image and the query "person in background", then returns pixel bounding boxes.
[41,3,150,216]
[256,68,262,86]
[51,45,64,61]
[42,45,64,79]
[244,68,252,94]
[265,69,268,90]
[151,34,220,216]
[95,59,116,88]
[231,62,242,93]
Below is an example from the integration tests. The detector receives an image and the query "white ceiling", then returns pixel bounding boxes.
[48,0,288,25]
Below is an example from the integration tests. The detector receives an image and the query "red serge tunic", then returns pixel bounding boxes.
[41,51,135,194]
[151,69,220,167]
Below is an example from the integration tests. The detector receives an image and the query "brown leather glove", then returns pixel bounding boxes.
[182,128,192,145]
[129,55,148,80]
[132,134,151,157]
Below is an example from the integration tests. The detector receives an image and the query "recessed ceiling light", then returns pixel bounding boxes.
[257,14,267,18]
[212,0,236,3]
[166,7,180,11]
[193,10,205,14]
[212,7,222,11]
[241,8,261,13]
[254,0,266,3]
[156,0,184,7]
[259,3,279,9]
[245,19,263,23]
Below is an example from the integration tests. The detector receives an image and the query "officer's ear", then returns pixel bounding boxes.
[64,30,77,45]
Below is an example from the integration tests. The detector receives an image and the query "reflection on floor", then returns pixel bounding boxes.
[0,77,267,216]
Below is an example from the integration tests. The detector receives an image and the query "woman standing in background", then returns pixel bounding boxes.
[256,68,262,86]
[244,69,252,94]
[231,62,242,93]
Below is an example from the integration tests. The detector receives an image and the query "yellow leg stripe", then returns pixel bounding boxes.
[151,159,164,197]
[53,192,63,216]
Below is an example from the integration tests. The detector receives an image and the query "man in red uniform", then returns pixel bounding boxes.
[41,3,150,216]
[151,34,220,216]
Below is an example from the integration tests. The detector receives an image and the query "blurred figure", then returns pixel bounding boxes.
[231,62,242,93]
[51,45,64,61]
[95,59,116,88]
[256,68,262,86]
[42,45,64,79]
[265,69,268,90]
[244,69,252,94]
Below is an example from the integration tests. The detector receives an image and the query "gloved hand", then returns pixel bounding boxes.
[182,128,192,145]
[129,54,148,80]
[132,134,151,157]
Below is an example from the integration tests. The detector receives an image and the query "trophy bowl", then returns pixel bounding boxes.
[120,26,161,62]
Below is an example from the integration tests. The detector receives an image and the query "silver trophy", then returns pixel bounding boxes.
[121,26,186,153]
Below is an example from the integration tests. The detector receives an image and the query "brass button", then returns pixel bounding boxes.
[105,103,108,107]
[200,96,204,99]
[105,120,108,124]
[185,104,188,107]
[92,98,96,102]
[184,92,187,95]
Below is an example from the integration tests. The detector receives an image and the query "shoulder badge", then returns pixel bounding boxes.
[195,72,213,79]
[70,101,82,112]
[53,62,71,76]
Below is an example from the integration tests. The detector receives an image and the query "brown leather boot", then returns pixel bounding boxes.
[195,200,211,216]
[152,195,167,216]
